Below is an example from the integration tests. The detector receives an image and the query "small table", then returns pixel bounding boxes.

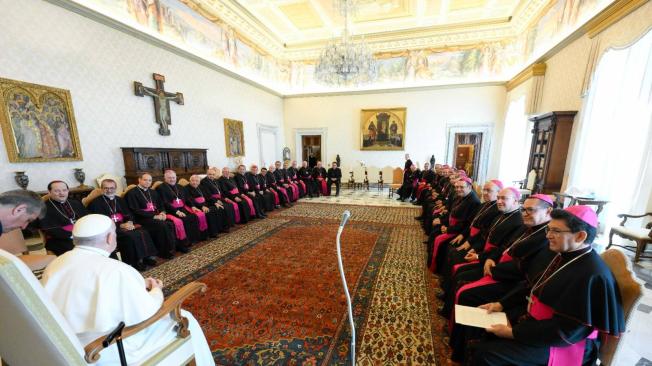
[552,192,596,208]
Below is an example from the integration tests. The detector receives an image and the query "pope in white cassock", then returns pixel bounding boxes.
[41,214,215,365]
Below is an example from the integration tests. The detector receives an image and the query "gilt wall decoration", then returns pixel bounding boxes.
[0,77,83,163]
[360,107,406,151]
[224,118,245,157]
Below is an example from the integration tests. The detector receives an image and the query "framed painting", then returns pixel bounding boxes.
[224,118,245,157]
[0,77,83,162]
[360,107,406,150]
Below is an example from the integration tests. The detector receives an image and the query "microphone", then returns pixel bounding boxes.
[336,209,355,366]
[340,210,351,227]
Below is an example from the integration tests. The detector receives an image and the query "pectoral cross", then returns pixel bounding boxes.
[134,73,184,136]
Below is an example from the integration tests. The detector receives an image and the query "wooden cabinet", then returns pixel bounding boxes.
[121,147,208,185]
[525,111,576,194]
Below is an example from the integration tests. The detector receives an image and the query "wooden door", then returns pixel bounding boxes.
[302,135,322,167]
[453,133,482,180]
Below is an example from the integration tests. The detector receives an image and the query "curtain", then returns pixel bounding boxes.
[498,95,532,185]
[568,28,652,230]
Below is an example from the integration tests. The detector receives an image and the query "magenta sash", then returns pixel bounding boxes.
[255,184,260,190]
[483,240,497,252]
[194,196,206,204]
[470,226,480,237]
[317,178,329,196]
[165,214,187,240]
[499,250,513,263]
[170,198,184,209]
[244,183,249,190]
[277,186,290,203]
[62,224,73,232]
[289,183,299,200]
[237,194,255,216]
[229,201,241,223]
[270,189,280,205]
[298,180,306,194]
[110,213,124,223]
[144,202,155,212]
[211,193,222,200]
[529,296,598,366]
[429,216,458,272]
[189,208,208,232]
[448,273,499,331]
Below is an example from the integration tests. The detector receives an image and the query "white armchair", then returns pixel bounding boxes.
[0,249,207,365]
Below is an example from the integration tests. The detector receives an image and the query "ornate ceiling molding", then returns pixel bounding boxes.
[506,62,547,91]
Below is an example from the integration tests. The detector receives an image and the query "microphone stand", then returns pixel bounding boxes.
[102,321,127,366]
[336,210,355,366]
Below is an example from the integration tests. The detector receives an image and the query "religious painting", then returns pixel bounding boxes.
[224,118,245,157]
[0,77,83,163]
[360,108,406,151]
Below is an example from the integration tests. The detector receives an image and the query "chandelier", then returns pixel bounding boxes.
[314,0,377,86]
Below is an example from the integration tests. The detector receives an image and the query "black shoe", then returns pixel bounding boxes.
[257,214,266,219]
[143,257,157,266]
[275,205,281,209]
[159,252,174,259]
[436,292,446,300]
[135,262,148,271]
[176,246,190,254]
[415,216,423,220]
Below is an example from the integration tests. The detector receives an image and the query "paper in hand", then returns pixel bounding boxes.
[455,305,508,329]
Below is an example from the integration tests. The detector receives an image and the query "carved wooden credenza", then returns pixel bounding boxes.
[121,147,208,185]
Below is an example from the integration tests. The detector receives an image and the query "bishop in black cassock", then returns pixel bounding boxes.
[88,180,158,271]
[39,181,88,256]
[157,171,204,244]
[218,167,252,223]
[124,174,179,258]
[470,206,624,366]
[200,168,237,227]
[184,175,229,237]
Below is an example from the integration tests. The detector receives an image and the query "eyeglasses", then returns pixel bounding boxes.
[102,186,116,191]
[544,227,574,236]
[519,207,540,214]
[496,195,514,200]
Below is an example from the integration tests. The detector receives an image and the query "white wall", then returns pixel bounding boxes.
[0,0,283,191]
[284,85,507,178]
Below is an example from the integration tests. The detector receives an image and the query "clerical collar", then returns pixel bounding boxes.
[103,195,116,200]
[560,245,592,260]
[76,245,111,257]
[138,185,148,191]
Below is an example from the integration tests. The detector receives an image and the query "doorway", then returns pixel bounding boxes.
[301,135,322,167]
[453,133,482,180]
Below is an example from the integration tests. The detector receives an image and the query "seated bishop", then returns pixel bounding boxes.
[200,167,237,227]
[157,170,204,245]
[124,173,178,258]
[41,214,215,366]
[471,206,625,366]
[39,181,88,256]
[218,167,252,224]
[183,174,229,237]
[88,178,158,271]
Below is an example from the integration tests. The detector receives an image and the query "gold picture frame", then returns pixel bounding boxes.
[360,107,406,151]
[0,77,83,163]
[224,118,245,157]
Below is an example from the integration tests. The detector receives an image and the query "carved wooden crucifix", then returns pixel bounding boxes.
[134,73,184,136]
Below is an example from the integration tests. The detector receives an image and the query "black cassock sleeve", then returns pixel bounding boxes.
[125,190,156,219]
[513,315,594,347]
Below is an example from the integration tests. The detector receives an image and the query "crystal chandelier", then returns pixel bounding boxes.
[314,0,377,86]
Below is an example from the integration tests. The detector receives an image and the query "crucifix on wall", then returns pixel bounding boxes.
[134,73,184,136]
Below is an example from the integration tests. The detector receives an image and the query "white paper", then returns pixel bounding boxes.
[454,305,508,328]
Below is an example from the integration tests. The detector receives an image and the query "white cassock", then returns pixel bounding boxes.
[41,246,214,366]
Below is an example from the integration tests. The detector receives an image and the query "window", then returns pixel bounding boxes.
[568,29,652,230]
[498,95,532,185]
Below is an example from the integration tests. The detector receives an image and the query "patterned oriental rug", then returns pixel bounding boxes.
[144,203,440,365]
